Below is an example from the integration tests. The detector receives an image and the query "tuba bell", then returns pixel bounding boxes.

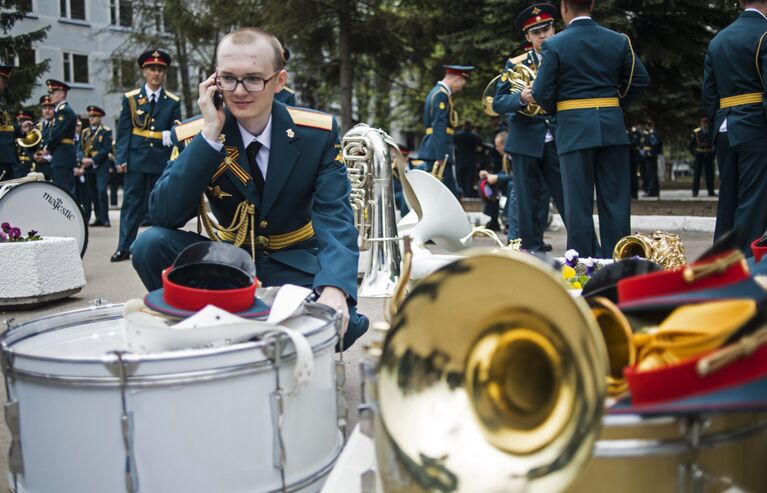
[375,251,607,492]
[342,124,405,298]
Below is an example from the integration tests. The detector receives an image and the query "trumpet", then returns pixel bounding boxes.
[16,128,42,150]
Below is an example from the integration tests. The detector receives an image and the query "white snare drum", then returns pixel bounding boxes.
[0,181,87,256]
[0,303,343,493]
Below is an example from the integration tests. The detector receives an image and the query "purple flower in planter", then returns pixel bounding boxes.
[1,222,9,233]
[582,257,596,276]
[0,231,6,242]
[9,227,21,240]
[27,230,38,238]
[564,249,579,268]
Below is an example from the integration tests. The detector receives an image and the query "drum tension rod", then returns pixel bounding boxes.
[108,350,140,493]
[1,345,23,489]
[264,332,288,492]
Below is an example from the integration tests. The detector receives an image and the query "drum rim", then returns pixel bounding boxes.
[1,302,338,366]
[0,180,89,257]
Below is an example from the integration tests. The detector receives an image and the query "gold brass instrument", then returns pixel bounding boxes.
[16,128,42,149]
[587,296,636,397]
[342,123,404,298]
[483,63,544,118]
[613,231,686,270]
[375,251,607,492]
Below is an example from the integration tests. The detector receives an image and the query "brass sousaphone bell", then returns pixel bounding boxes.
[376,251,607,492]
[613,231,687,270]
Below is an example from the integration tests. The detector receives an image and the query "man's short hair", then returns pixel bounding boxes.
[218,28,286,71]
[495,130,509,142]
[565,0,593,14]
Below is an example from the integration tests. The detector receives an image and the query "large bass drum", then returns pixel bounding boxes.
[0,180,87,256]
[0,303,343,493]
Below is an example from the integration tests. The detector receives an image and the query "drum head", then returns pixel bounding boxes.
[0,181,88,256]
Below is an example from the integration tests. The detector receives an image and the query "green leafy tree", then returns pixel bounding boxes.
[0,0,49,108]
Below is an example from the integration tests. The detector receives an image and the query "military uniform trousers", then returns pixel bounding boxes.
[629,151,641,198]
[86,164,110,224]
[692,153,716,197]
[560,145,631,258]
[714,132,767,254]
[510,141,565,252]
[642,156,659,196]
[131,226,369,349]
[51,166,76,197]
[119,171,159,252]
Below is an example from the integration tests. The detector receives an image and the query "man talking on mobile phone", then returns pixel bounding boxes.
[131,28,368,348]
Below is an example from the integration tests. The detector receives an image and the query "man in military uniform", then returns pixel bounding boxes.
[492,3,566,253]
[14,111,36,178]
[43,79,78,195]
[131,28,368,348]
[0,65,33,180]
[638,119,661,197]
[688,115,716,197]
[417,64,474,198]
[79,105,112,227]
[111,50,181,262]
[34,95,55,180]
[532,0,650,257]
[703,0,767,253]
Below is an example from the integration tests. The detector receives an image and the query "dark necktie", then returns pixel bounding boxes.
[149,94,156,114]
[246,140,265,196]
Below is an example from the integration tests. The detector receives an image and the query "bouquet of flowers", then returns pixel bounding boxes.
[0,222,42,243]
[560,249,601,289]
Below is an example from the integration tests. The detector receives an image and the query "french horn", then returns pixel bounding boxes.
[483,64,545,117]
[375,251,607,492]
[16,128,42,149]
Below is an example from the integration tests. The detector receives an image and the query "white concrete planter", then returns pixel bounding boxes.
[0,237,86,307]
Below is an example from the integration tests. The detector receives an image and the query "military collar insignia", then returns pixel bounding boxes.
[136,109,145,116]
[207,185,232,199]
[217,134,226,144]
[138,97,147,105]
[286,128,295,138]
[335,149,345,165]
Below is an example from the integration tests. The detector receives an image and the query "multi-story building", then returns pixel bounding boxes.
[9,0,189,130]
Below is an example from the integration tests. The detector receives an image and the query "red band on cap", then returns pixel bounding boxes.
[625,343,767,405]
[617,251,749,304]
[523,13,553,30]
[162,268,257,313]
[753,237,767,263]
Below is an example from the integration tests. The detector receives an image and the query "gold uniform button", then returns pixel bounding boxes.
[259,220,268,228]
[149,143,154,148]
[255,236,270,249]
[150,126,155,130]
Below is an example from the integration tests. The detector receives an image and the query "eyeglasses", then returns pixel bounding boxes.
[215,71,280,93]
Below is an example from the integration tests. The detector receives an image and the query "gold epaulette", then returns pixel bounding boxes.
[511,52,528,64]
[286,107,333,131]
[174,116,204,143]
[125,88,141,98]
[283,85,295,94]
[165,90,180,102]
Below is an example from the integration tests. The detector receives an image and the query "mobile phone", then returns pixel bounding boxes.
[213,90,224,110]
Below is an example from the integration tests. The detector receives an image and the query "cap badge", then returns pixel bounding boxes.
[532,7,541,14]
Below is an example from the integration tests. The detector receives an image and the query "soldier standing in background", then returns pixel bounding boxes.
[688,115,717,197]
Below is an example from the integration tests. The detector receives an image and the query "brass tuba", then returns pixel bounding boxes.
[613,231,686,270]
[342,124,414,298]
[374,251,607,492]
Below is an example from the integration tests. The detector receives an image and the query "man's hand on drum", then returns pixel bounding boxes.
[316,286,349,338]
[199,73,226,142]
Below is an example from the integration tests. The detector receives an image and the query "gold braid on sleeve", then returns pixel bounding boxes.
[197,197,257,260]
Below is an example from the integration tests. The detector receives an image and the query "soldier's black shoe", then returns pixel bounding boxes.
[110,251,130,262]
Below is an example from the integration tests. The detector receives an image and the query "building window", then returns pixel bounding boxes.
[60,0,86,20]
[63,52,88,84]
[112,58,137,90]
[18,0,34,13]
[110,0,132,28]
